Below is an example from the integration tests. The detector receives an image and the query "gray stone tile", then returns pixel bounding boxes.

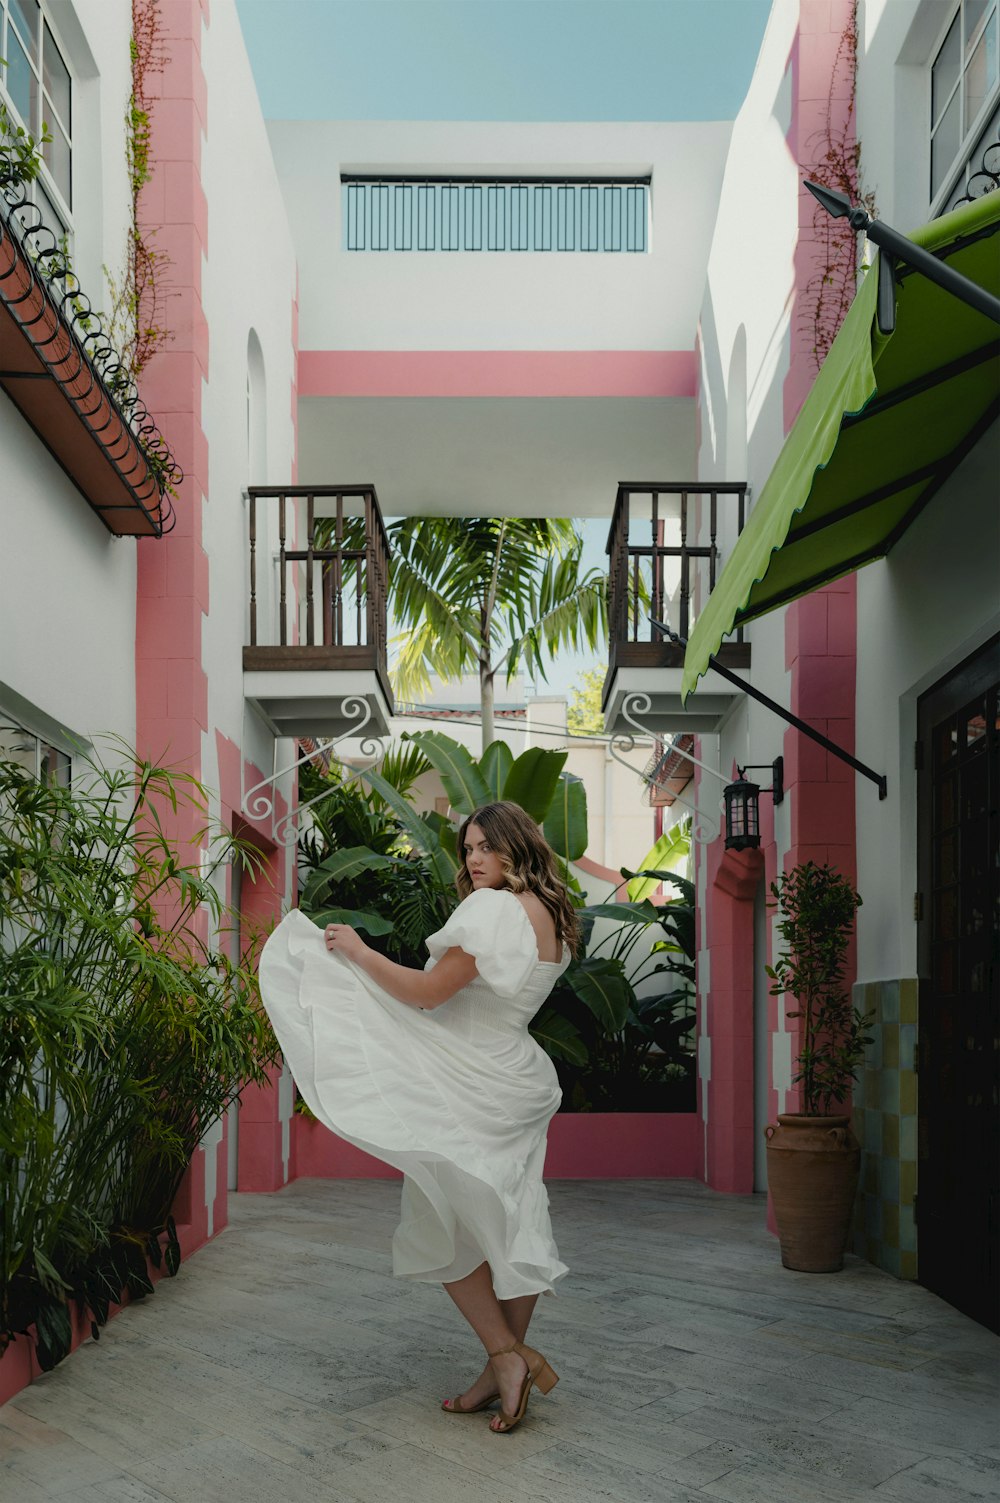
[61,1478,176,1503]
[4,1179,998,1503]
[869,1452,1000,1502]
[701,1456,878,1502]
[677,1398,928,1489]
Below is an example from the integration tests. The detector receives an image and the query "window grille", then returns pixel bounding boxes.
[341,176,650,253]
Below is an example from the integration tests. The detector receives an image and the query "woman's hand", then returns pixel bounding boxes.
[324,923,369,964]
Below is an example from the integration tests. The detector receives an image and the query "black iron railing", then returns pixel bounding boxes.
[246,486,390,675]
[606,483,748,652]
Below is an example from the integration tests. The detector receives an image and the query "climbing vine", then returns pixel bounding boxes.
[799,2,877,372]
[106,0,171,380]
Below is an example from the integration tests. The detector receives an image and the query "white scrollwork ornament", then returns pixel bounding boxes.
[607,691,724,846]
[242,697,385,847]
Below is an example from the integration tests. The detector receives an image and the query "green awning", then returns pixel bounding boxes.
[682,191,1000,700]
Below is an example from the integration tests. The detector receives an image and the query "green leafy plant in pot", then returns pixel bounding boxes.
[764,861,872,1272]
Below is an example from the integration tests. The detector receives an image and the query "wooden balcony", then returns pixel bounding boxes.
[242,485,394,740]
[603,482,751,734]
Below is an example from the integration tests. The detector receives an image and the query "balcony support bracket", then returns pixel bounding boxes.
[241,695,387,848]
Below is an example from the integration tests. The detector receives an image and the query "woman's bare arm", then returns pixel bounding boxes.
[324,923,478,1009]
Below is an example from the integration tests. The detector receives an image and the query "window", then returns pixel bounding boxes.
[930,0,1000,210]
[341,176,650,254]
[0,715,72,784]
[0,0,73,233]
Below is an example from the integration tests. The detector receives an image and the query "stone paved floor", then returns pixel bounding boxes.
[1,1178,999,1503]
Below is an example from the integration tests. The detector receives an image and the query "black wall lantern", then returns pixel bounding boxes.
[723,759,784,851]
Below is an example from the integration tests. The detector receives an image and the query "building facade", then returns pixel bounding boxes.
[2,0,996,1358]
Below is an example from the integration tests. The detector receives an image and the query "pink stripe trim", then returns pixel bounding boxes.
[299,350,696,399]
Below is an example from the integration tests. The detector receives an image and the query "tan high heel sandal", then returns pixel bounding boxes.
[441,1389,500,1414]
[487,1340,559,1434]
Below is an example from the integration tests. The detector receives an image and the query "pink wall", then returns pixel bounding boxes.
[299,349,697,399]
[289,1112,701,1183]
[215,731,290,1195]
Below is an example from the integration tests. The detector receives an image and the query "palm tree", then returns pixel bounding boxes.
[388,516,607,750]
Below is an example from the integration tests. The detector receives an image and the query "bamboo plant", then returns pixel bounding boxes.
[0,747,279,1370]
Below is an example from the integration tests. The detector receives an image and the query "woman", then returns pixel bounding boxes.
[258,799,578,1434]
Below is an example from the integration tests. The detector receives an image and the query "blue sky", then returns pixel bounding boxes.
[235,0,771,123]
[235,0,771,699]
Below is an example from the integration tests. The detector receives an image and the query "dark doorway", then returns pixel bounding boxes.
[917,633,1000,1332]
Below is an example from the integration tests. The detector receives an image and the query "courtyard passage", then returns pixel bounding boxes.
[1,1178,998,1503]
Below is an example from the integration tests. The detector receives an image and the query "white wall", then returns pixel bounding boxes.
[695,0,799,856]
[267,120,732,353]
[1,0,136,758]
[197,0,298,816]
[855,424,1000,982]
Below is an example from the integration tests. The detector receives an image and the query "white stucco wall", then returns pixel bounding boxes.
[0,0,136,758]
[197,0,298,812]
[267,119,732,354]
[694,0,798,862]
[855,425,1000,983]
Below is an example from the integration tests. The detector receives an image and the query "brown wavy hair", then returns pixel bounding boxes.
[455,801,581,956]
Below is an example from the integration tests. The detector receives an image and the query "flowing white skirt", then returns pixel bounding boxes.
[258,909,569,1298]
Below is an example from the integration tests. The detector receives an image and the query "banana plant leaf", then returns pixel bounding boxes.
[479,739,514,800]
[620,867,696,907]
[529,1006,588,1067]
[543,773,587,861]
[313,907,396,937]
[298,845,395,908]
[565,957,632,1032]
[403,730,492,816]
[358,765,459,887]
[584,900,662,927]
[626,825,691,902]
[501,746,567,822]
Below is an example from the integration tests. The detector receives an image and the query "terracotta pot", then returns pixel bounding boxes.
[765,1113,860,1273]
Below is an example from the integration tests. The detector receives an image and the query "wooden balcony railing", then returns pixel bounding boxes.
[243,485,393,710]
[604,482,750,699]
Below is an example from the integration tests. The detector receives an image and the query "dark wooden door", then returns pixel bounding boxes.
[917,634,1000,1332]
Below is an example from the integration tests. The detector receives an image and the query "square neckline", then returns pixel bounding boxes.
[496,886,569,968]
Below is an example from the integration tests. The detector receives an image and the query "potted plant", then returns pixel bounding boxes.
[764,861,872,1272]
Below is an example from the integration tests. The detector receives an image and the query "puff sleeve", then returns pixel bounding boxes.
[424,887,538,997]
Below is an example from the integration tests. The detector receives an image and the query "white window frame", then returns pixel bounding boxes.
[928,0,1000,217]
[0,0,74,238]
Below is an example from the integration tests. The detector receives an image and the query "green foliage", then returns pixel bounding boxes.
[386,516,607,734]
[767,862,872,1115]
[297,733,585,964]
[0,58,51,187]
[297,735,695,1111]
[626,819,691,903]
[566,667,606,736]
[0,749,279,1370]
[541,867,696,1110]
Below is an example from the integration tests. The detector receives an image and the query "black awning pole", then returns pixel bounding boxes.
[804,180,1000,327]
[650,618,888,800]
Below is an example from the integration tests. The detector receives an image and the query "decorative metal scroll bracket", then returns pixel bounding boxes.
[607,690,729,845]
[804,179,1000,333]
[241,696,387,848]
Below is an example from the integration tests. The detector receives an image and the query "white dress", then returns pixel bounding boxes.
[257,886,572,1299]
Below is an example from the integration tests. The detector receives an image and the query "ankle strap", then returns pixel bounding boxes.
[487,1341,519,1358]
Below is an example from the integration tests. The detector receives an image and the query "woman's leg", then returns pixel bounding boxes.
[501,1293,539,1341]
[441,1262,531,1420]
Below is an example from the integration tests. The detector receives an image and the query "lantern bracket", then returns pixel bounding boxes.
[738,759,784,806]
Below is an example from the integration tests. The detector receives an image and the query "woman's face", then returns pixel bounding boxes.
[463,822,506,890]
